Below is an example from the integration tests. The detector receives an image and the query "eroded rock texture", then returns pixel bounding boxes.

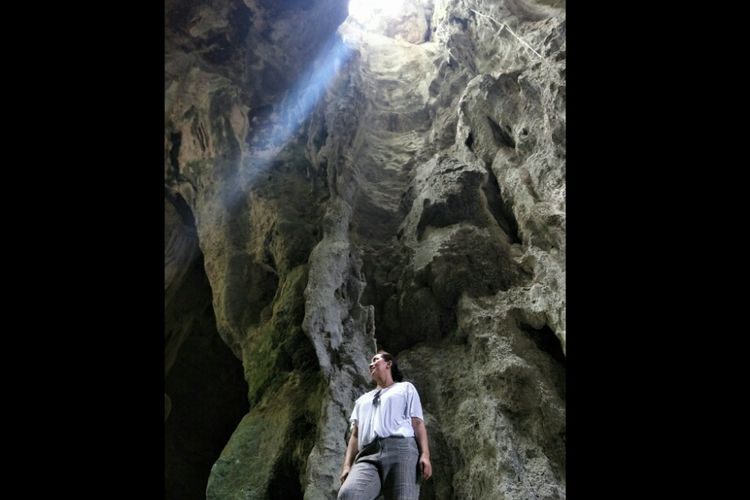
[165,0,565,498]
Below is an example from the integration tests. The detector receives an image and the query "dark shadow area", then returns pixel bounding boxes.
[165,250,249,500]
[481,165,521,244]
[521,322,566,368]
[268,452,303,500]
[518,321,566,405]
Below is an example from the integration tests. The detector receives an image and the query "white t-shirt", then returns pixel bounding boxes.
[350,381,424,451]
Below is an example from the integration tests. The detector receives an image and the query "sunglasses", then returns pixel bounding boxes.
[373,389,382,407]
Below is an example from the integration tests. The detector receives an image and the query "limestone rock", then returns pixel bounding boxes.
[165,0,565,498]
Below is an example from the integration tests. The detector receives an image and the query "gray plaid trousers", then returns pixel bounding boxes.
[338,437,421,500]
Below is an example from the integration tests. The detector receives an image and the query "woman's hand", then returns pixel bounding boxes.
[412,417,432,481]
[340,464,351,483]
[419,454,432,480]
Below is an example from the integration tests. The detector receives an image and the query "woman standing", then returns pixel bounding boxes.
[338,351,432,500]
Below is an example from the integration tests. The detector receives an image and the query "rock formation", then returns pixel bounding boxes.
[165,0,565,498]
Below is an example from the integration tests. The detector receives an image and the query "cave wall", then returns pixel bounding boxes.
[165,0,565,498]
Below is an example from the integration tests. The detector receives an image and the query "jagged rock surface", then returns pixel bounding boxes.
[165,0,565,498]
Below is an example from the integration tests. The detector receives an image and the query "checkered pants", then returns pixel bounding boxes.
[338,437,421,500]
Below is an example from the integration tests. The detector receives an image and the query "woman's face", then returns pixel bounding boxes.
[369,354,389,379]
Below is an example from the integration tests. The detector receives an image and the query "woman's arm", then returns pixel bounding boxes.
[340,425,359,483]
[412,417,432,480]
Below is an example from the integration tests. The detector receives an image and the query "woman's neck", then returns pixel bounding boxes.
[377,379,395,389]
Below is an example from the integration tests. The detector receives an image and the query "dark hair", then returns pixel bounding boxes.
[378,351,403,382]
